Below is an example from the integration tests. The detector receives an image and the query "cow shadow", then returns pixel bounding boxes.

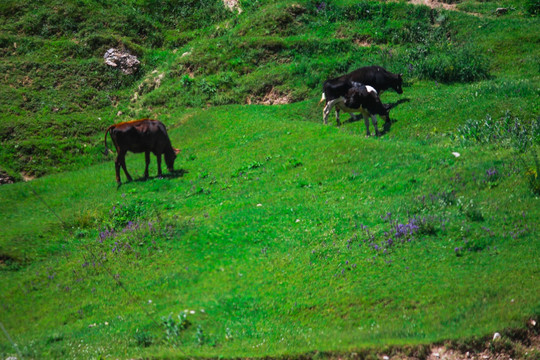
[386,98,411,110]
[128,168,189,184]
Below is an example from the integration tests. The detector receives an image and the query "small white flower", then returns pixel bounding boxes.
[257,203,262,207]
[148,300,152,304]
[295,219,300,223]
[190,310,196,314]
[452,152,461,157]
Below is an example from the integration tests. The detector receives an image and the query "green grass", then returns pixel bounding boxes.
[1,104,539,358]
[0,0,539,358]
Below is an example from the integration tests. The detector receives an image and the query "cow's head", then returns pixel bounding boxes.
[394,74,404,94]
[165,148,181,172]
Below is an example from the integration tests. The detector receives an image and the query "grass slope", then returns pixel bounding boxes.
[0,0,539,358]
[1,103,539,358]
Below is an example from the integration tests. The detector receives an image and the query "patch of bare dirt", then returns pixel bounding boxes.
[21,172,35,182]
[249,87,292,105]
[223,0,242,13]
[407,0,483,16]
[0,171,15,185]
[409,0,457,11]
[131,70,165,103]
[380,323,539,360]
[354,39,372,47]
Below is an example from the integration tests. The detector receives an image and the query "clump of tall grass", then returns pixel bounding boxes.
[454,112,540,152]
[402,44,490,83]
[526,0,540,15]
[520,148,540,195]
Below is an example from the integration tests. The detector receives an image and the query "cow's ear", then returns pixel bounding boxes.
[398,73,403,79]
[174,148,181,155]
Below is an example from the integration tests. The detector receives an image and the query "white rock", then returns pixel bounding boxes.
[103,48,140,75]
[383,356,389,360]
[493,332,501,340]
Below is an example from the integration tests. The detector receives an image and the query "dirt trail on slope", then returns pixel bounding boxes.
[409,0,457,11]
[408,0,483,16]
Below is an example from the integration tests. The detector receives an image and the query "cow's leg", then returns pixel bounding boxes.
[119,150,133,182]
[156,154,163,178]
[364,116,371,137]
[358,108,371,137]
[115,155,122,184]
[323,103,331,125]
[144,151,150,179]
[118,152,133,181]
[335,108,341,127]
[371,114,381,137]
[323,99,341,125]
[382,115,391,133]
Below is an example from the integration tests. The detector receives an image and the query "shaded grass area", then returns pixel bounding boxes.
[1,105,538,358]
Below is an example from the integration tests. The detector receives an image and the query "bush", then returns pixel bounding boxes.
[138,0,231,30]
[134,331,153,347]
[416,45,490,83]
[455,113,540,152]
[521,149,540,195]
[526,0,540,15]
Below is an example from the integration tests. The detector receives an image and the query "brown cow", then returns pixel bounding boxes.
[104,119,180,184]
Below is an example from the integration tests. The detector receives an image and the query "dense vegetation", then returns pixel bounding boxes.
[0,0,539,358]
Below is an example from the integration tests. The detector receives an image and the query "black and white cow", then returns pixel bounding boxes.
[320,66,402,126]
[324,82,390,137]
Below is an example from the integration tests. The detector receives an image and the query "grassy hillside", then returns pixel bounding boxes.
[1,0,539,359]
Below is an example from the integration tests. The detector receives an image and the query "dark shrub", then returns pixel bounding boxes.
[526,0,540,15]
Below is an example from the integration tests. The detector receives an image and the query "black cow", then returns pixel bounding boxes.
[104,119,180,184]
[325,83,390,137]
[320,66,402,125]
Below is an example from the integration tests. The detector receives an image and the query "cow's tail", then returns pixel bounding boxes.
[318,92,326,106]
[104,125,115,155]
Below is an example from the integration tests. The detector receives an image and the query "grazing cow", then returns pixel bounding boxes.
[104,119,180,184]
[320,66,402,125]
[324,82,390,137]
